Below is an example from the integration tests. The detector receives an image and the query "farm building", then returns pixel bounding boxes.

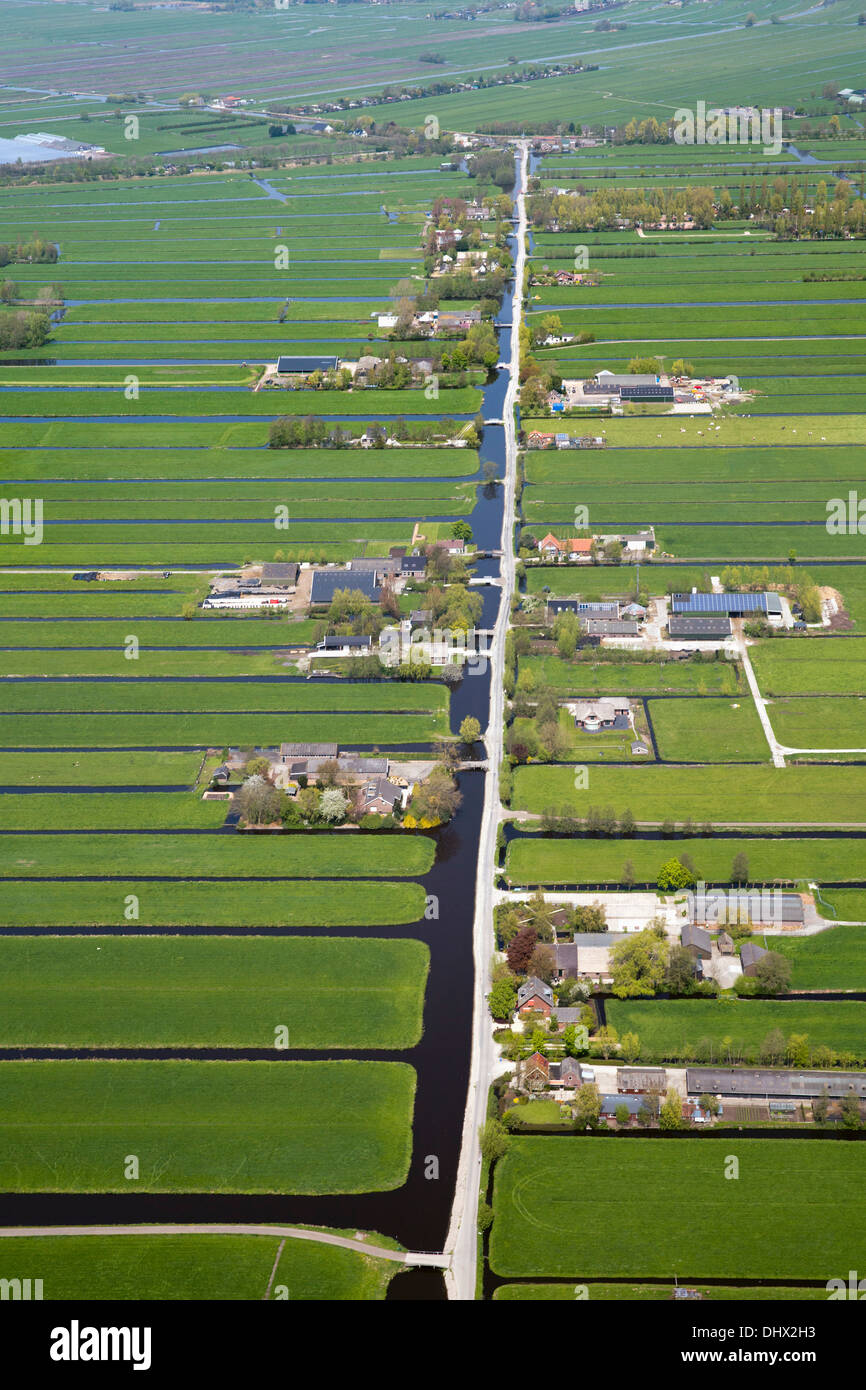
[585,371,674,402]
[618,1067,667,1094]
[681,922,712,960]
[583,618,640,637]
[671,591,784,622]
[686,1068,866,1102]
[548,1056,583,1086]
[309,569,382,605]
[668,614,733,640]
[688,889,805,928]
[740,940,770,976]
[276,355,340,374]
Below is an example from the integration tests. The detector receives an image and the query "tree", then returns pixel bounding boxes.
[459,715,482,748]
[699,1093,721,1117]
[620,1030,641,1062]
[527,943,556,983]
[731,852,750,884]
[657,857,696,892]
[840,1093,862,1131]
[786,1033,811,1068]
[610,925,669,998]
[319,787,349,823]
[615,1104,631,1127]
[488,977,516,1021]
[479,1118,508,1163]
[506,926,538,974]
[622,859,636,889]
[593,1024,618,1059]
[666,944,698,994]
[620,807,636,838]
[574,1082,602,1128]
[751,951,792,995]
[812,1089,830,1124]
[659,1087,685,1130]
[236,774,281,826]
[408,763,462,824]
[759,1027,786,1066]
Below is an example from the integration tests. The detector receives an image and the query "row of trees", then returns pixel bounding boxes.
[0,237,58,266]
[527,185,717,233]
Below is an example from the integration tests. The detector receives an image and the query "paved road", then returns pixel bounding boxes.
[443,141,528,1302]
[0,1223,447,1267]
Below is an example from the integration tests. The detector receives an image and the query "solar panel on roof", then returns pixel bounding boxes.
[671,592,769,614]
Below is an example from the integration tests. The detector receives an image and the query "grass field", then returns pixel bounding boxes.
[0,832,435,879]
[648,697,770,763]
[0,936,429,1049]
[519,654,740,697]
[605,999,866,1061]
[512,765,866,825]
[770,927,866,992]
[503,836,866,887]
[0,1060,416,1193]
[0,880,427,928]
[490,1137,866,1279]
[492,1283,829,1301]
[751,640,866,696]
[0,1231,402,1301]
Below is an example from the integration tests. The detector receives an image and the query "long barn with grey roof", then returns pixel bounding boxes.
[687,1068,866,1101]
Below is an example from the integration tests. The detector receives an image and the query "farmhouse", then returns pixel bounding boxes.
[566,697,631,731]
[316,634,373,654]
[517,976,554,1016]
[521,1052,550,1091]
[601,1094,643,1121]
[537,533,594,560]
[360,776,408,815]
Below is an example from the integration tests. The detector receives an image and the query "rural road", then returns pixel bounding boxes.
[443,140,528,1301]
[0,1223,447,1267]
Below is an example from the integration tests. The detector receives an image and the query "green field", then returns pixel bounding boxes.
[605,999,866,1061]
[0,880,426,928]
[493,1283,828,1302]
[519,653,740,696]
[490,1138,866,1279]
[503,836,866,887]
[512,765,866,825]
[0,1060,416,1193]
[771,927,866,992]
[751,640,866,696]
[0,936,429,1048]
[0,832,435,879]
[0,1232,402,1301]
[648,697,770,763]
